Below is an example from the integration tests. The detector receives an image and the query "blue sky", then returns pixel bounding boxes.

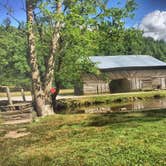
[130,0,166,27]
[0,0,166,27]
[0,0,26,25]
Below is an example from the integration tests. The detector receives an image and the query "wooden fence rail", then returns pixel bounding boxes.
[0,86,33,124]
[0,86,27,105]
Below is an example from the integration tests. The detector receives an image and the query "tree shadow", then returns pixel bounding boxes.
[86,109,166,127]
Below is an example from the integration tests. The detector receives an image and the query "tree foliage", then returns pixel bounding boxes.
[1,0,166,90]
[0,27,166,89]
[0,25,30,87]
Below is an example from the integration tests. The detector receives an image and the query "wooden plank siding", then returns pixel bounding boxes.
[75,69,166,95]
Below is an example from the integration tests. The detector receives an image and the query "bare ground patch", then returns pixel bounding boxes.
[4,129,30,139]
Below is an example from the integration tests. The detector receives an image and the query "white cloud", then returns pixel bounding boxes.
[139,10,166,41]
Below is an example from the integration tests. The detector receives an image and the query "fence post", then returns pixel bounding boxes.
[6,86,13,105]
[21,88,26,102]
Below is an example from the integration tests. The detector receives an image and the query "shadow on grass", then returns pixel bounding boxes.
[86,109,166,127]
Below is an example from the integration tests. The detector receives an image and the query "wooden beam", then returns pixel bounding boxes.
[21,88,26,102]
[6,86,13,105]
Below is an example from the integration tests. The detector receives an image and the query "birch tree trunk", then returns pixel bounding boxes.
[44,1,62,105]
[26,0,45,116]
[26,0,62,116]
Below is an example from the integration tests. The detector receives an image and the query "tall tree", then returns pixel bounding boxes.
[26,0,46,116]
[0,0,132,116]
[26,0,103,115]
[25,0,137,116]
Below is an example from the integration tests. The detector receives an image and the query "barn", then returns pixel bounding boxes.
[74,55,166,95]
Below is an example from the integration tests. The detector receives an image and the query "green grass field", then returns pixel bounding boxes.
[0,109,166,166]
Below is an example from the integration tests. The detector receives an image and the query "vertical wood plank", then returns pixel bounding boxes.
[21,88,26,102]
[6,86,13,105]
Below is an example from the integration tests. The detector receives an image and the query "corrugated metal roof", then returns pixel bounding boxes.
[89,55,166,70]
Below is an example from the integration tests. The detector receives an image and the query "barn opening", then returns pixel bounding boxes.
[109,79,130,93]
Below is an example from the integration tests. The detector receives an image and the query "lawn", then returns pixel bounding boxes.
[0,109,166,166]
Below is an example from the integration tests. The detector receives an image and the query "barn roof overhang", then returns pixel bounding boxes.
[100,66,166,72]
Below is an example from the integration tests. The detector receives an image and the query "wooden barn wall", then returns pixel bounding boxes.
[82,74,110,94]
[76,69,166,95]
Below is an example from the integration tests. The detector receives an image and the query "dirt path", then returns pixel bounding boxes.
[4,130,30,139]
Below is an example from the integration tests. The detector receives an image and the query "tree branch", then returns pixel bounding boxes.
[0,2,23,26]
[43,0,63,102]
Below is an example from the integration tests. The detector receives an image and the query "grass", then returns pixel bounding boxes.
[0,109,166,166]
[58,90,166,108]
[59,89,74,95]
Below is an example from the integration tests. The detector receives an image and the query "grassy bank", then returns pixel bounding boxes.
[0,109,166,166]
[58,90,166,109]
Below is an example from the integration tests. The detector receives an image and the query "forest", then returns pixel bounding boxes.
[0,23,166,88]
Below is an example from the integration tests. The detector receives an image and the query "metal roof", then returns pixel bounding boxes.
[89,55,166,70]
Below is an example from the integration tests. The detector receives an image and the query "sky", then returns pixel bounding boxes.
[0,0,166,41]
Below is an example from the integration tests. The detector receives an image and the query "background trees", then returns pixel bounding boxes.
[0,25,30,88]
[1,24,165,88]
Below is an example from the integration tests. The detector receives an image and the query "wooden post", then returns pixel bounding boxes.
[6,86,13,105]
[21,88,26,102]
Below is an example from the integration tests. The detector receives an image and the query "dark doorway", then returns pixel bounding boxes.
[109,79,131,93]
